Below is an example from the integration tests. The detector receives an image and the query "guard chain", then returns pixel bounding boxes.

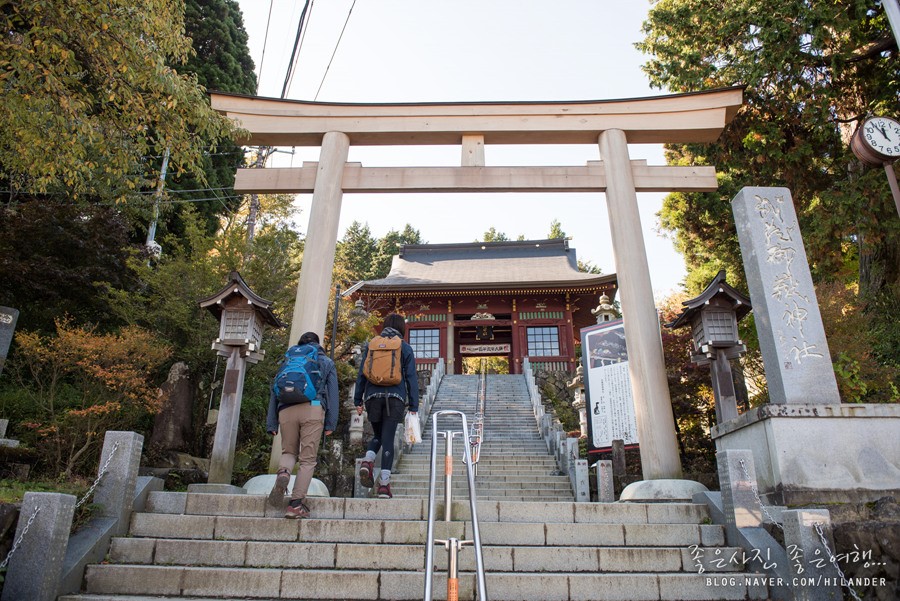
[75,440,120,509]
[738,458,784,531]
[0,506,41,570]
[813,522,863,601]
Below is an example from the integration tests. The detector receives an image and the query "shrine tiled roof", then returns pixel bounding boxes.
[357,239,616,293]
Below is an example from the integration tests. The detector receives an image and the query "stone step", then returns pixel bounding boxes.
[107,537,746,573]
[390,474,572,484]
[76,567,767,600]
[128,516,721,548]
[142,493,712,525]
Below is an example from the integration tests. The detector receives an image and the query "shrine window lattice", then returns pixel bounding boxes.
[526,326,560,357]
[410,328,441,359]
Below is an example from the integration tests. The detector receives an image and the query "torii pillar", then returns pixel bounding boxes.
[600,129,682,479]
[270,131,349,472]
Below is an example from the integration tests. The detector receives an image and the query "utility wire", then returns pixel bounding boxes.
[315,0,358,101]
[256,0,275,88]
[285,0,316,98]
[281,0,313,99]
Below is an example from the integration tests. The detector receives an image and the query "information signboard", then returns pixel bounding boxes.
[580,319,639,453]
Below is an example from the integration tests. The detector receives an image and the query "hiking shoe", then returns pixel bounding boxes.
[267,469,290,507]
[359,460,375,488]
[284,499,310,519]
[376,483,392,499]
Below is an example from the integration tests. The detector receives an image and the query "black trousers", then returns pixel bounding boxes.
[365,396,406,472]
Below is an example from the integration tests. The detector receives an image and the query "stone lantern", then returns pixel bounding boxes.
[567,364,588,438]
[199,272,284,486]
[591,293,618,324]
[665,270,751,424]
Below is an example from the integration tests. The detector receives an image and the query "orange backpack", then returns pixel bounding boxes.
[362,336,403,386]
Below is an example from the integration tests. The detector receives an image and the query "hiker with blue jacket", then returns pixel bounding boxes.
[355,313,419,499]
[266,331,339,518]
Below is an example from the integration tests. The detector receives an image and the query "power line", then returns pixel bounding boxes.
[315,0,358,101]
[256,0,275,88]
[281,0,313,99]
[284,0,317,98]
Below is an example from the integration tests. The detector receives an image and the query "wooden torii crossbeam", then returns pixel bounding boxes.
[210,87,744,483]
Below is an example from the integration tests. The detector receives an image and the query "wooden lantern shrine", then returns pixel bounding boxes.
[666,270,752,424]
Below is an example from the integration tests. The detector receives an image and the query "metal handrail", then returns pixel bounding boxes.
[467,360,486,475]
[424,410,488,601]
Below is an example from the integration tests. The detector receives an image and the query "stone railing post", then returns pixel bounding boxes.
[596,460,614,502]
[574,459,589,502]
[711,449,792,600]
[782,510,843,601]
[716,449,762,539]
[1,492,75,601]
[93,431,144,537]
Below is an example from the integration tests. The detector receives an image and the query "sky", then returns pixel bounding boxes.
[233,0,687,297]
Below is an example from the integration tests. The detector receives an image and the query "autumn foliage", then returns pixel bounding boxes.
[9,319,171,477]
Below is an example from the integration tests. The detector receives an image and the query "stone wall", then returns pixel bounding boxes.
[825,496,899,601]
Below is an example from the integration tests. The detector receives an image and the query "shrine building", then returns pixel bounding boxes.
[354,238,617,375]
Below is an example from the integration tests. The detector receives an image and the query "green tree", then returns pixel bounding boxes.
[639,0,900,375]
[479,227,509,242]
[369,224,424,279]
[182,0,256,95]
[335,221,377,284]
[0,1,236,199]
[160,0,258,236]
[548,219,566,239]
[0,202,135,333]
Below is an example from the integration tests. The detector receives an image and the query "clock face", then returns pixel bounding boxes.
[862,117,900,158]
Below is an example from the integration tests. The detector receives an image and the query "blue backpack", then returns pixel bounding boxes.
[273,344,322,404]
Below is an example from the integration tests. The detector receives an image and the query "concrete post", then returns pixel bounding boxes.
[717,449,763,539]
[574,459,589,502]
[611,439,626,477]
[1,492,75,601]
[92,431,144,536]
[353,458,370,498]
[288,131,350,343]
[564,437,579,476]
[596,460,614,502]
[598,129,682,480]
[782,509,843,601]
[208,346,247,484]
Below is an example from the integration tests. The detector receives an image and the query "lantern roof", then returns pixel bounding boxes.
[198,271,284,328]
[665,270,752,329]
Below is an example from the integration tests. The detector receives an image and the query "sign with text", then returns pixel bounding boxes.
[580,319,639,453]
[460,343,510,355]
[0,306,19,376]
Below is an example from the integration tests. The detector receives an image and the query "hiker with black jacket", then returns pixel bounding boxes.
[354,313,419,499]
[266,331,339,518]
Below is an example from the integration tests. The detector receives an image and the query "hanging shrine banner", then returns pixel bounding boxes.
[580,319,639,453]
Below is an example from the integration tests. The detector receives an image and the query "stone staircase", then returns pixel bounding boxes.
[61,492,767,601]
[391,374,574,502]
[60,373,769,600]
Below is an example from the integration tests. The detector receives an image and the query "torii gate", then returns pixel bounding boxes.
[211,87,743,480]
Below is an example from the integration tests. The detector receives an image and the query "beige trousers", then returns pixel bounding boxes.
[278,402,325,500]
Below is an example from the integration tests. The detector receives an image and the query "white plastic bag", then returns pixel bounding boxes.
[404,412,422,445]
